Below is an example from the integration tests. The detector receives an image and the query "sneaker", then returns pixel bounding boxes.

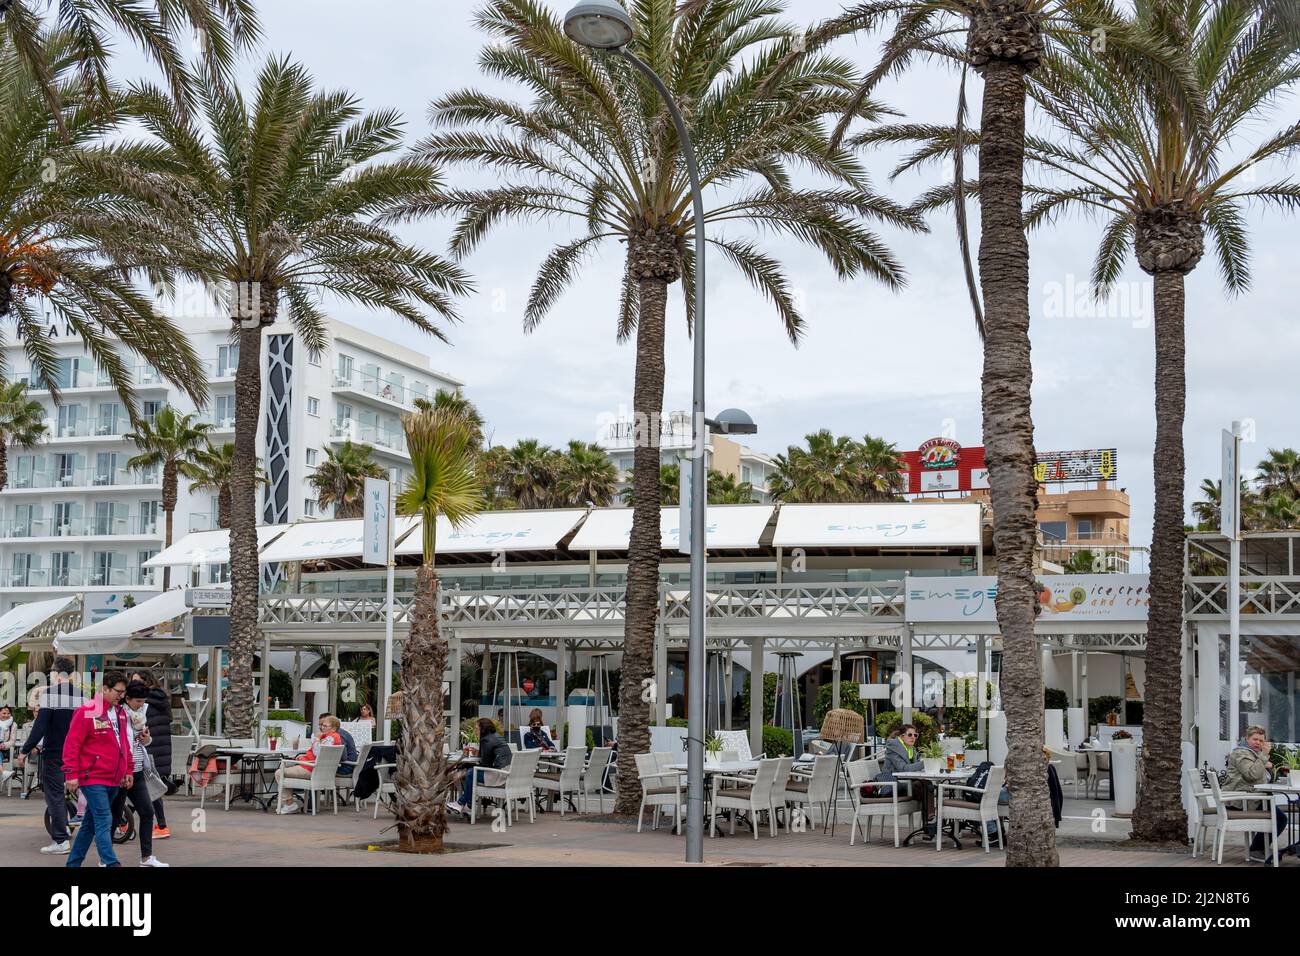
[153,826,171,839]
[275,803,300,815]
[40,840,71,855]
[140,856,169,868]
[114,825,129,839]
[0,770,12,786]
[445,800,467,817]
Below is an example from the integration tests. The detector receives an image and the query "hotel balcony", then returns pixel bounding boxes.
[0,515,163,541]
[19,364,171,394]
[3,565,158,589]
[331,369,431,412]
[329,418,408,457]
[4,466,159,493]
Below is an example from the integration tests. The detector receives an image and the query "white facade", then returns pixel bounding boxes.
[0,308,461,612]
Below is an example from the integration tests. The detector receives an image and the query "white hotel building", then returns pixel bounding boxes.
[0,308,461,614]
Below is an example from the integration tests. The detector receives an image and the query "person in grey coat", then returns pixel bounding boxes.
[876,725,925,780]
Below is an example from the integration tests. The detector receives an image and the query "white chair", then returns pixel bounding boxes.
[1207,773,1278,866]
[1186,767,1219,859]
[371,761,397,819]
[533,746,585,815]
[713,729,762,761]
[1087,750,1112,799]
[471,749,540,826]
[277,744,346,815]
[711,757,783,839]
[781,754,839,828]
[635,752,684,833]
[580,747,614,812]
[191,742,241,810]
[936,765,1006,853]
[170,734,196,789]
[849,757,921,848]
[1048,748,1086,799]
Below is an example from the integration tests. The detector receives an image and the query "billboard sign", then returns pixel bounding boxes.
[1033,448,1118,484]
[905,574,1150,622]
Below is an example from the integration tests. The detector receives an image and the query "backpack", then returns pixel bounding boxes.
[965,760,994,792]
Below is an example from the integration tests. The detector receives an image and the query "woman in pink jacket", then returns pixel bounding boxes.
[62,672,132,868]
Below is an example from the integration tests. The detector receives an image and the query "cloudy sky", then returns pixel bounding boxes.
[110,0,1300,551]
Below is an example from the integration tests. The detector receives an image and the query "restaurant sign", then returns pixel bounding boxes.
[1033,448,1118,484]
[905,574,1150,622]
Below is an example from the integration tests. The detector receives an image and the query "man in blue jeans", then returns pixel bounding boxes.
[62,672,132,868]
[17,658,85,854]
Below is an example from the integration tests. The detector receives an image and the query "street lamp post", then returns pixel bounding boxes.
[565,0,717,863]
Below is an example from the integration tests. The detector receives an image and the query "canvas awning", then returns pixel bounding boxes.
[144,525,292,567]
[0,596,78,652]
[569,505,775,551]
[257,516,420,564]
[54,588,192,655]
[395,509,588,556]
[772,503,982,549]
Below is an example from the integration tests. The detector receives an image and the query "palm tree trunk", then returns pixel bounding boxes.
[0,444,8,493]
[396,562,448,851]
[226,320,264,737]
[614,267,671,816]
[218,486,231,530]
[1132,269,1189,842]
[162,460,177,591]
[976,54,1058,867]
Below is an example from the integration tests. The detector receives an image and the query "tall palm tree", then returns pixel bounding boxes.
[108,57,473,736]
[555,440,618,507]
[858,434,906,501]
[394,405,484,852]
[998,0,1300,844]
[421,0,922,814]
[0,30,209,412]
[499,439,560,509]
[181,440,264,530]
[0,380,47,490]
[1257,448,1300,502]
[826,0,1188,867]
[124,406,211,589]
[767,431,864,503]
[308,441,386,518]
[1,0,258,125]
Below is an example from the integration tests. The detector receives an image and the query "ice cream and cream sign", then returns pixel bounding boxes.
[905,574,1150,623]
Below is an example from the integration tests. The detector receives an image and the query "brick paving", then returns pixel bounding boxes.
[0,790,1278,867]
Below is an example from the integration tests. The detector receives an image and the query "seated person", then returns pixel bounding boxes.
[448,718,511,817]
[1224,724,1293,857]
[875,724,924,781]
[522,708,556,751]
[275,715,344,815]
[320,713,358,775]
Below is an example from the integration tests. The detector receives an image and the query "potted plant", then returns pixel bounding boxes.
[705,733,724,766]
[265,724,283,751]
[1112,730,1132,741]
[920,740,946,775]
[964,738,988,765]
[1278,748,1300,784]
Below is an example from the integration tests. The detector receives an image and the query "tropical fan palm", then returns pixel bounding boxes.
[124,406,211,587]
[181,439,263,530]
[1,0,259,125]
[554,440,618,507]
[394,405,485,852]
[419,0,923,815]
[308,440,386,519]
[767,430,867,502]
[100,55,474,737]
[0,30,209,413]
[414,389,486,449]
[498,439,560,509]
[1257,448,1300,501]
[0,379,47,490]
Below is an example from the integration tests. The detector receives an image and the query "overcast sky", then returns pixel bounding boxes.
[107,0,1300,550]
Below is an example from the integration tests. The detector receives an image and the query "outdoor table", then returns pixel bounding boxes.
[895,767,977,849]
[1253,782,1300,856]
[215,747,305,812]
[666,761,762,837]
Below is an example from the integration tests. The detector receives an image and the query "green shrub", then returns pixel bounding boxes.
[267,709,306,723]
[559,723,596,749]
[665,717,688,728]
[268,668,294,709]
[762,725,794,757]
[943,676,993,740]
[811,682,867,728]
[740,672,777,724]
[459,717,502,742]
[1044,688,1069,711]
[1088,696,1122,726]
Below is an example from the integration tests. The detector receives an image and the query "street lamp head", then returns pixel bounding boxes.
[710,408,757,435]
[563,0,634,50]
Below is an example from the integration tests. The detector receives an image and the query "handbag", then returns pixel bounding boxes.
[142,752,168,803]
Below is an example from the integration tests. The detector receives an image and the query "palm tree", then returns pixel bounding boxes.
[1191,477,1258,532]
[394,405,485,852]
[1257,448,1300,502]
[124,407,212,589]
[338,652,379,715]
[767,431,864,503]
[109,57,473,737]
[498,439,559,509]
[707,470,755,505]
[181,440,264,530]
[554,440,618,507]
[0,380,47,490]
[858,434,906,501]
[308,441,386,519]
[479,444,516,510]
[413,389,485,449]
[1,0,258,125]
[420,0,922,814]
[0,30,209,412]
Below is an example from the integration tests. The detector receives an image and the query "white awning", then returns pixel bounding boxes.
[772,503,982,548]
[395,509,588,556]
[0,597,78,652]
[569,505,775,551]
[257,516,420,564]
[54,588,192,655]
[144,525,292,568]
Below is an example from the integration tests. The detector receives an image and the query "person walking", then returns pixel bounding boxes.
[62,671,132,868]
[16,657,85,855]
[129,670,173,839]
[111,682,168,867]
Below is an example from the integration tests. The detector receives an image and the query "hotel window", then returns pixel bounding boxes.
[337,354,354,385]
[304,499,318,517]
[306,448,318,467]
[214,394,236,427]
[1039,521,1067,541]
[307,397,320,417]
[308,350,321,367]
[217,343,239,377]
[1075,518,1094,539]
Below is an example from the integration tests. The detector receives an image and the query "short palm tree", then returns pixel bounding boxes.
[858,434,906,501]
[394,405,485,852]
[555,440,618,507]
[1257,448,1300,502]
[107,56,474,737]
[124,407,212,589]
[499,439,559,510]
[421,0,922,814]
[0,380,47,490]
[1,0,258,124]
[308,441,386,519]
[181,440,264,530]
[767,431,864,503]
[0,30,209,411]
[707,470,755,504]
[414,389,485,449]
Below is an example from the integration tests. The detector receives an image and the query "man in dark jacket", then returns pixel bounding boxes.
[17,658,84,855]
[129,671,173,838]
[448,718,511,816]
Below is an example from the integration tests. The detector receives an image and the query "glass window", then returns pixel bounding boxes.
[306,448,318,466]
[1039,521,1067,541]
[307,397,320,416]
[217,344,239,377]
[336,354,354,384]
[304,499,318,517]
[1075,518,1093,538]
[215,394,235,426]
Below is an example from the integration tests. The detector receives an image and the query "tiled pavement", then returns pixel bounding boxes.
[0,790,1276,867]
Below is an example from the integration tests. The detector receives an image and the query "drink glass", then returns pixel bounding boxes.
[956,752,964,767]
[946,754,954,771]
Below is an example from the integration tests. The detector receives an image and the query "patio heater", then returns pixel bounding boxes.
[490,650,521,737]
[775,652,803,755]
[589,651,616,746]
[705,650,727,737]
